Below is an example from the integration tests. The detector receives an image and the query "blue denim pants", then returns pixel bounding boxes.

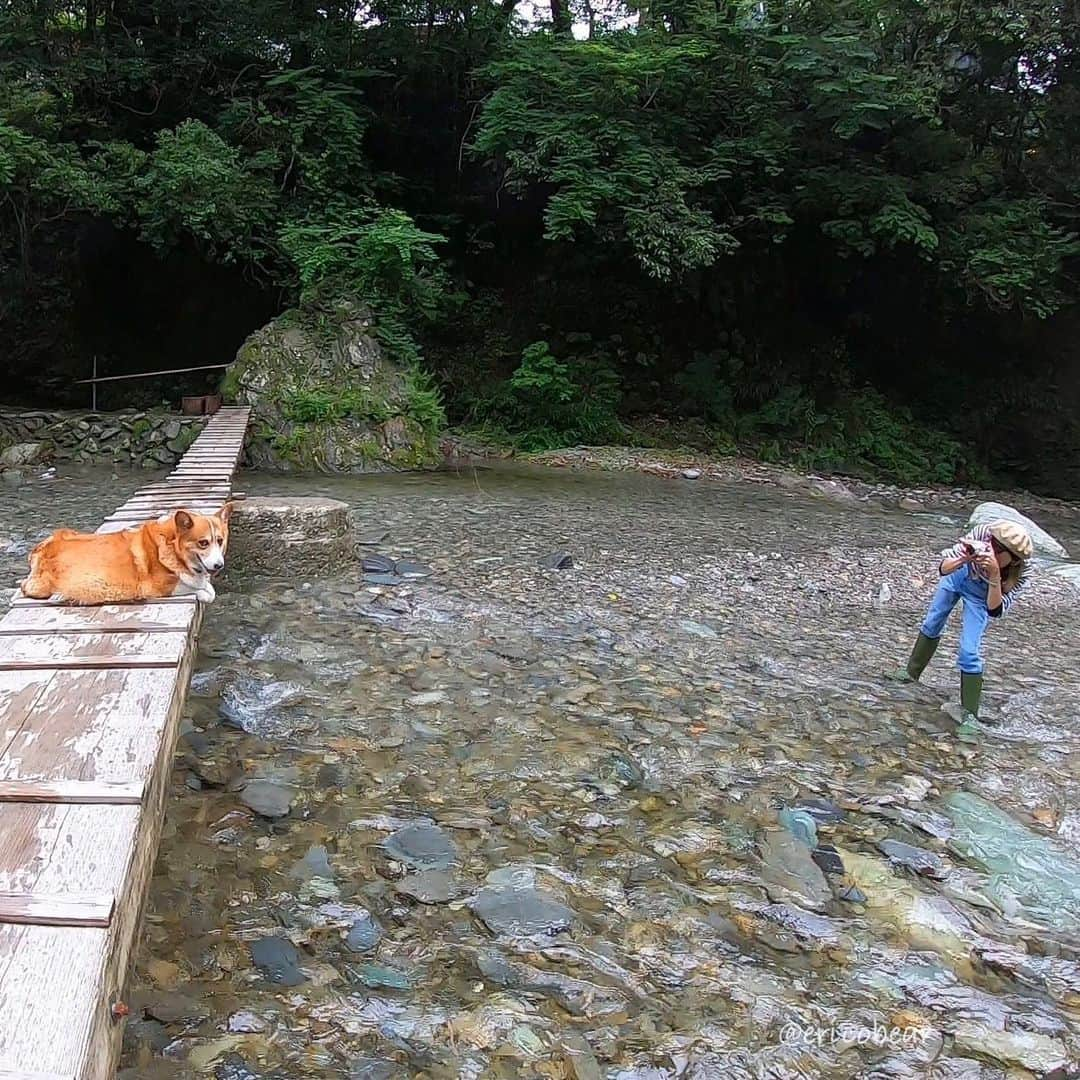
[920,566,991,674]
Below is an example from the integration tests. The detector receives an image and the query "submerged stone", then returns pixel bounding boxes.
[345,912,383,953]
[250,936,305,986]
[362,554,396,574]
[539,551,574,570]
[472,886,576,938]
[395,870,458,904]
[945,790,1080,931]
[352,963,412,990]
[878,839,946,879]
[759,830,831,911]
[383,822,458,870]
[239,780,295,819]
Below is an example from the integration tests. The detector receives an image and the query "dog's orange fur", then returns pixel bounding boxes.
[21,505,233,605]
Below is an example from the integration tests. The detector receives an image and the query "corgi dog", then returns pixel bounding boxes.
[20,505,233,605]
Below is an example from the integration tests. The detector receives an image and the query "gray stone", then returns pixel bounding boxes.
[225,297,442,472]
[0,442,47,469]
[363,573,404,586]
[250,936,305,985]
[239,780,295,818]
[228,497,355,577]
[472,886,576,938]
[143,992,208,1024]
[878,838,947,879]
[681,468,702,480]
[395,560,433,579]
[967,501,1069,560]
[383,822,457,869]
[289,845,334,881]
[345,912,383,953]
[759,830,832,911]
[539,551,574,570]
[395,870,458,904]
[361,554,396,574]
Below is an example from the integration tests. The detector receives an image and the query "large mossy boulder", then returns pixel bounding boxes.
[222,299,444,472]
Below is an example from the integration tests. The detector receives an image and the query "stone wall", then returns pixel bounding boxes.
[0,408,207,468]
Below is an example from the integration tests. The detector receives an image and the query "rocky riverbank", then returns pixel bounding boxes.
[525,444,1080,521]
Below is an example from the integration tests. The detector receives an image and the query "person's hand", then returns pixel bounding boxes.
[978,553,1001,582]
[960,541,978,563]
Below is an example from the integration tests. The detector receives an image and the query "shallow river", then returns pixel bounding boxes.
[3,463,1080,1079]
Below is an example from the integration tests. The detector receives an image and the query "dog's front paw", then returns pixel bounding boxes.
[196,583,216,603]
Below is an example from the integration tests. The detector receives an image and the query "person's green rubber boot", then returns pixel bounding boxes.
[885,632,939,682]
[960,672,983,718]
[952,671,984,741]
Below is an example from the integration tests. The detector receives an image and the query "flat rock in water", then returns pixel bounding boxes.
[811,844,845,876]
[345,911,383,953]
[395,560,433,578]
[952,1021,1069,1074]
[143,991,208,1025]
[395,869,458,904]
[778,808,818,848]
[239,780,295,818]
[352,963,411,990]
[355,528,390,547]
[250,936,305,986]
[361,554,397,574]
[219,678,306,738]
[363,572,404,586]
[289,845,334,881]
[759,830,832,911]
[878,838,947,879]
[472,886,576,938]
[539,551,574,570]
[383,822,458,870]
[792,797,845,824]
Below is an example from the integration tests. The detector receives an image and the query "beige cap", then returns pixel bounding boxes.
[990,520,1033,560]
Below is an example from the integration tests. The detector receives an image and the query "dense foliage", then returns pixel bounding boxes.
[1,0,1078,488]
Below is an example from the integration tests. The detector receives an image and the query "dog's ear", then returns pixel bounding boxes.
[174,510,194,533]
[219,501,234,526]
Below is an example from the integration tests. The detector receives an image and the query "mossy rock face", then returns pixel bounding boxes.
[224,298,443,472]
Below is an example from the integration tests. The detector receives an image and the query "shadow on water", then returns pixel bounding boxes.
[4,462,1080,1078]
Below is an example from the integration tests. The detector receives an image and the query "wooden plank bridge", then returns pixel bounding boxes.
[0,406,250,1079]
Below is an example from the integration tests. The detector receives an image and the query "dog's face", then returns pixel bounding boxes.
[173,503,233,575]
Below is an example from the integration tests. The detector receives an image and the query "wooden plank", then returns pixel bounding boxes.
[0,781,143,805]
[0,894,113,928]
[0,923,111,1078]
[0,633,184,669]
[0,604,192,633]
[8,595,197,608]
[0,802,138,901]
[0,668,180,785]
[0,1070,75,1079]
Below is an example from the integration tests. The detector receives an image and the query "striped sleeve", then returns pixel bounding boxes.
[1001,559,1033,615]
[939,524,992,565]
